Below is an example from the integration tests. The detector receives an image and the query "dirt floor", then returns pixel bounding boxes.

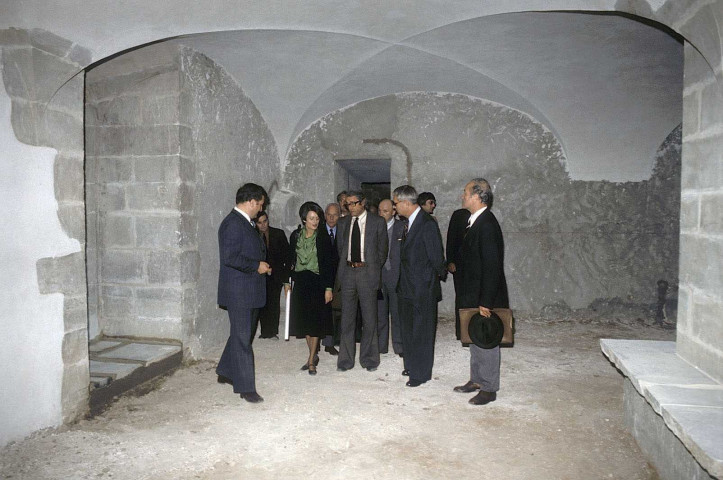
[0,313,676,480]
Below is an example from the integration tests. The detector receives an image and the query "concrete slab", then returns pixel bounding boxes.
[602,339,723,479]
[89,360,138,380]
[89,340,123,353]
[96,343,181,365]
[90,376,111,388]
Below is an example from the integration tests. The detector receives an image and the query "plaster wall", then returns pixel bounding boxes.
[0,34,84,446]
[179,48,279,357]
[284,93,681,315]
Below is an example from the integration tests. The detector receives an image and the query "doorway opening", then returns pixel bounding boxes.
[335,158,391,210]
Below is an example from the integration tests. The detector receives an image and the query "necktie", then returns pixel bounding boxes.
[402,223,408,242]
[351,217,361,262]
[329,228,335,247]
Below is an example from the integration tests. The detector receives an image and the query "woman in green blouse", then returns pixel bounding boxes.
[285,202,335,375]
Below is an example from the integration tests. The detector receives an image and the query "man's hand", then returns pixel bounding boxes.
[447,262,456,273]
[257,261,271,275]
[479,306,491,317]
[324,290,333,304]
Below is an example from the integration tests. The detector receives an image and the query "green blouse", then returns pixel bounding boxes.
[295,230,319,275]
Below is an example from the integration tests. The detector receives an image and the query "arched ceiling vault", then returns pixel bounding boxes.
[2,1,691,181]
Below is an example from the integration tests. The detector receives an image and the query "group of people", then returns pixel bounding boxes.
[215,179,508,407]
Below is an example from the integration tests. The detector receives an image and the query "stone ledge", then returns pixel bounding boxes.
[601,339,723,478]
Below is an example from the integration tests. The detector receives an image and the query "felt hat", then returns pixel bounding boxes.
[468,311,505,349]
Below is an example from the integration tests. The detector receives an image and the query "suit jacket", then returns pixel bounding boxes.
[398,210,446,301]
[336,212,388,290]
[217,209,267,308]
[383,218,405,287]
[457,208,509,309]
[260,226,290,287]
[446,208,471,268]
[287,226,335,290]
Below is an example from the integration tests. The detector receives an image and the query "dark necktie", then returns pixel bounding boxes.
[329,228,335,247]
[351,217,361,262]
[402,223,408,242]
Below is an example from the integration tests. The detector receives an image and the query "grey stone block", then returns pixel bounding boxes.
[684,42,715,91]
[91,96,142,126]
[1,47,34,99]
[147,250,181,284]
[128,125,179,156]
[47,74,84,117]
[102,285,133,297]
[691,294,723,346]
[103,316,183,340]
[700,80,723,132]
[89,360,138,380]
[181,250,200,283]
[179,182,194,212]
[680,194,700,232]
[134,155,183,183]
[100,213,133,247]
[682,136,723,190]
[62,328,88,364]
[54,154,84,203]
[683,90,699,138]
[97,343,181,365]
[87,67,179,102]
[0,28,30,46]
[180,214,197,247]
[135,215,182,248]
[57,203,85,241]
[39,107,84,152]
[98,183,126,211]
[135,285,183,317]
[100,249,144,283]
[36,251,86,295]
[63,295,88,332]
[32,49,82,104]
[677,333,723,385]
[179,124,195,157]
[61,362,89,423]
[179,156,195,182]
[96,157,133,183]
[679,234,723,292]
[29,28,73,59]
[141,94,179,125]
[9,98,40,145]
[183,287,197,317]
[679,5,722,75]
[100,292,133,319]
[126,183,182,211]
[700,193,723,234]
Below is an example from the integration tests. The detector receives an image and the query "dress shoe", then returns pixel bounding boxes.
[468,390,496,405]
[308,364,317,376]
[239,392,264,403]
[401,369,409,376]
[217,375,233,385]
[406,379,424,387]
[453,381,480,393]
[301,354,320,371]
[366,366,377,372]
[324,346,339,355]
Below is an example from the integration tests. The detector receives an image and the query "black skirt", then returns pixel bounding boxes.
[289,269,333,338]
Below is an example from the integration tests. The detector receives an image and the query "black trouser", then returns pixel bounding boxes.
[256,281,282,337]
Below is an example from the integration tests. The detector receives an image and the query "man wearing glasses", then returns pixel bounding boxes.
[335,191,388,372]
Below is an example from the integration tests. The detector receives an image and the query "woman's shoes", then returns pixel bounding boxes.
[308,364,317,375]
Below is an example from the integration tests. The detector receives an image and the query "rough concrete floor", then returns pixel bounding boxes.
[1,315,675,480]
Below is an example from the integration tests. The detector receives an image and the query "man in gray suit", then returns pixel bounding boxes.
[336,191,388,371]
[377,199,404,356]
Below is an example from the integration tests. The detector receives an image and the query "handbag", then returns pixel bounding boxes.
[459,307,514,347]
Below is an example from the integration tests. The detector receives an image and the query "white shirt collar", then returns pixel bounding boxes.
[386,217,395,229]
[407,206,422,229]
[468,206,487,227]
[234,206,253,225]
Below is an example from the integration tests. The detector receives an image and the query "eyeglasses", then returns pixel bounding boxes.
[345,200,362,207]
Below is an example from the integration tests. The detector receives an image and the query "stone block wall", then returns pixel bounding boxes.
[284,92,681,315]
[1,28,90,428]
[178,48,279,356]
[85,43,198,345]
[678,36,723,382]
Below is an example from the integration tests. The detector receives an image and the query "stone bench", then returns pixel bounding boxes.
[601,339,723,480]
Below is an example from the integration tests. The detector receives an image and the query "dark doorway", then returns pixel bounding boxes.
[335,158,391,209]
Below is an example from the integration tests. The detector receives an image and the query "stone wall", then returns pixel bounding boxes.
[678,19,723,383]
[85,43,196,345]
[179,48,279,357]
[0,28,89,442]
[284,92,681,315]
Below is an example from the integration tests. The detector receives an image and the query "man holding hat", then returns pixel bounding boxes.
[454,178,509,405]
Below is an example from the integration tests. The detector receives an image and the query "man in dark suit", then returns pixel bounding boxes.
[377,199,405,356]
[454,178,509,405]
[336,190,388,372]
[322,202,341,355]
[254,210,289,340]
[216,183,270,404]
[446,208,471,340]
[393,185,447,387]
